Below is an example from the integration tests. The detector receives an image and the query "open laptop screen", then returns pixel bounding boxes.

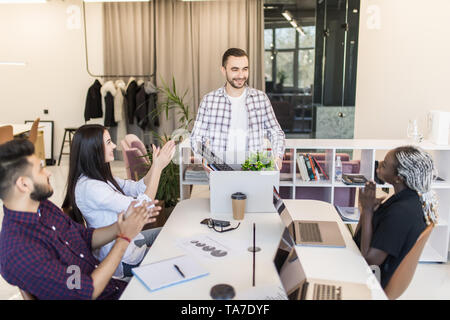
[273,187,293,227]
[274,227,295,273]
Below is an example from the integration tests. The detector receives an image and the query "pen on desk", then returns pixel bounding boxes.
[174,264,185,278]
[253,223,256,287]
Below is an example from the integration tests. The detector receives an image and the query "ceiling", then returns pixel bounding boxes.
[264,0,316,27]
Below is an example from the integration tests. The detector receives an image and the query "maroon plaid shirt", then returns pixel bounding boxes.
[190,85,285,160]
[0,200,127,300]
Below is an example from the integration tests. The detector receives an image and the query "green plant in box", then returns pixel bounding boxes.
[241,151,275,171]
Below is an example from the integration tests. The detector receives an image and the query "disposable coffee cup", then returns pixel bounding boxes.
[231,192,247,220]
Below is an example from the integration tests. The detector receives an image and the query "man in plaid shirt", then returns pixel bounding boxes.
[190,48,285,169]
[0,139,160,299]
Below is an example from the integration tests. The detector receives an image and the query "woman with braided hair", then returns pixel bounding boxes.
[353,145,438,288]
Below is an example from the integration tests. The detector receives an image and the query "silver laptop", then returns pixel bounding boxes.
[272,192,346,248]
[273,229,371,300]
[209,171,280,214]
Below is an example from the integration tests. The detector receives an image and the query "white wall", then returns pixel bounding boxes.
[0,0,103,161]
[355,0,450,140]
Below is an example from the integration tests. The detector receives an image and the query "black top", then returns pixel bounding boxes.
[104,91,117,127]
[353,188,426,288]
[84,80,103,122]
[126,80,138,124]
[135,86,158,130]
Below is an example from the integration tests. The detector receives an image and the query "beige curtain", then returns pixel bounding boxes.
[103,0,264,135]
[103,2,155,77]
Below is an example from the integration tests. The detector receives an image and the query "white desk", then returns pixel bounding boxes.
[285,199,386,299]
[120,198,387,300]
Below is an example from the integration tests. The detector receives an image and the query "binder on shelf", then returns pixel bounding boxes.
[314,167,321,181]
[307,154,318,181]
[312,156,329,180]
[131,254,209,293]
[303,155,316,180]
[297,154,310,181]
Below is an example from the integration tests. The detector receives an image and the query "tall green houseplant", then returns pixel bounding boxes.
[146,76,194,208]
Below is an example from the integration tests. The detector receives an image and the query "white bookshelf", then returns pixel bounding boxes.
[178,138,450,263]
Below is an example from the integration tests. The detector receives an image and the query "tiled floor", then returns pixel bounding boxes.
[1,158,450,300]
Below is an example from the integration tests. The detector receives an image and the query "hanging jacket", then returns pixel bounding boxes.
[135,81,159,130]
[146,81,159,128]
[114,80,127,148]
[126,78,138,124]
[84,79,103,122]
[100,81,117,127]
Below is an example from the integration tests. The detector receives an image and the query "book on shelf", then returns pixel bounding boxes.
[184,164,208,182]
[307,154,318,180]
[297,154,310,181]
[311,156,329,180]
[297,153,330,182]
[303,155,315,180]
[335,206,360,223]
[315,167,321,181]
[342,174,368,185]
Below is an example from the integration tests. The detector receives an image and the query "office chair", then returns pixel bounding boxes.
[0,125,13,145]
[19,288,36,300]
[384,223,434,300]
[120,134,150,181]
[28,118,40,145]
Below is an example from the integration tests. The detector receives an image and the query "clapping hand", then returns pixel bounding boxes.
[358,181,385,214]
[152,140,176,170]
[118,200,161,240]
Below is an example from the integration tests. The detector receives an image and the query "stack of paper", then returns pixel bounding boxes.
[184,164,208,182]
[335,206,360,222]
[132,255,209,292]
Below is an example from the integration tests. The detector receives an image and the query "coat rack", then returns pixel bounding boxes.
[82,1,156,80]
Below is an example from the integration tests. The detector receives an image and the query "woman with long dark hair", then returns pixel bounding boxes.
[62,124,175,278]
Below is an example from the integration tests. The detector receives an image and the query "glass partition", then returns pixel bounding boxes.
[264,0,360,139]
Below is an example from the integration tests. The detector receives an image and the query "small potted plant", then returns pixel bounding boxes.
[241,151,275,171]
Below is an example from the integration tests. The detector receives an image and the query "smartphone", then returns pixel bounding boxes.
[200,218,231,228]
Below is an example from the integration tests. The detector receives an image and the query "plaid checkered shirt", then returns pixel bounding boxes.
[0,200,127,300]
[190,85,285,161]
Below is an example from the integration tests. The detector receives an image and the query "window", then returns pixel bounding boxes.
[264,26,315,91]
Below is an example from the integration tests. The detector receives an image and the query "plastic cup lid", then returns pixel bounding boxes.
[231,192,247,200]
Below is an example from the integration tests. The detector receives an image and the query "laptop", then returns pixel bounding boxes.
[272,190,346,248]
[209,171,280,214]
[273,229,372,300]
[273,187,294,227]
[196,141,241,171]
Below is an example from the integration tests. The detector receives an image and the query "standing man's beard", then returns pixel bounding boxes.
[30,181,54,202]
[226,74,249,89]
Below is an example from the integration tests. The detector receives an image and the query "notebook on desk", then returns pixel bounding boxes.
[131,255,209,292]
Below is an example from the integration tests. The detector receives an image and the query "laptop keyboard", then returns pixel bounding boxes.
[210,163,235,171]
[298,222,323,243]
[313,284,342,300]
